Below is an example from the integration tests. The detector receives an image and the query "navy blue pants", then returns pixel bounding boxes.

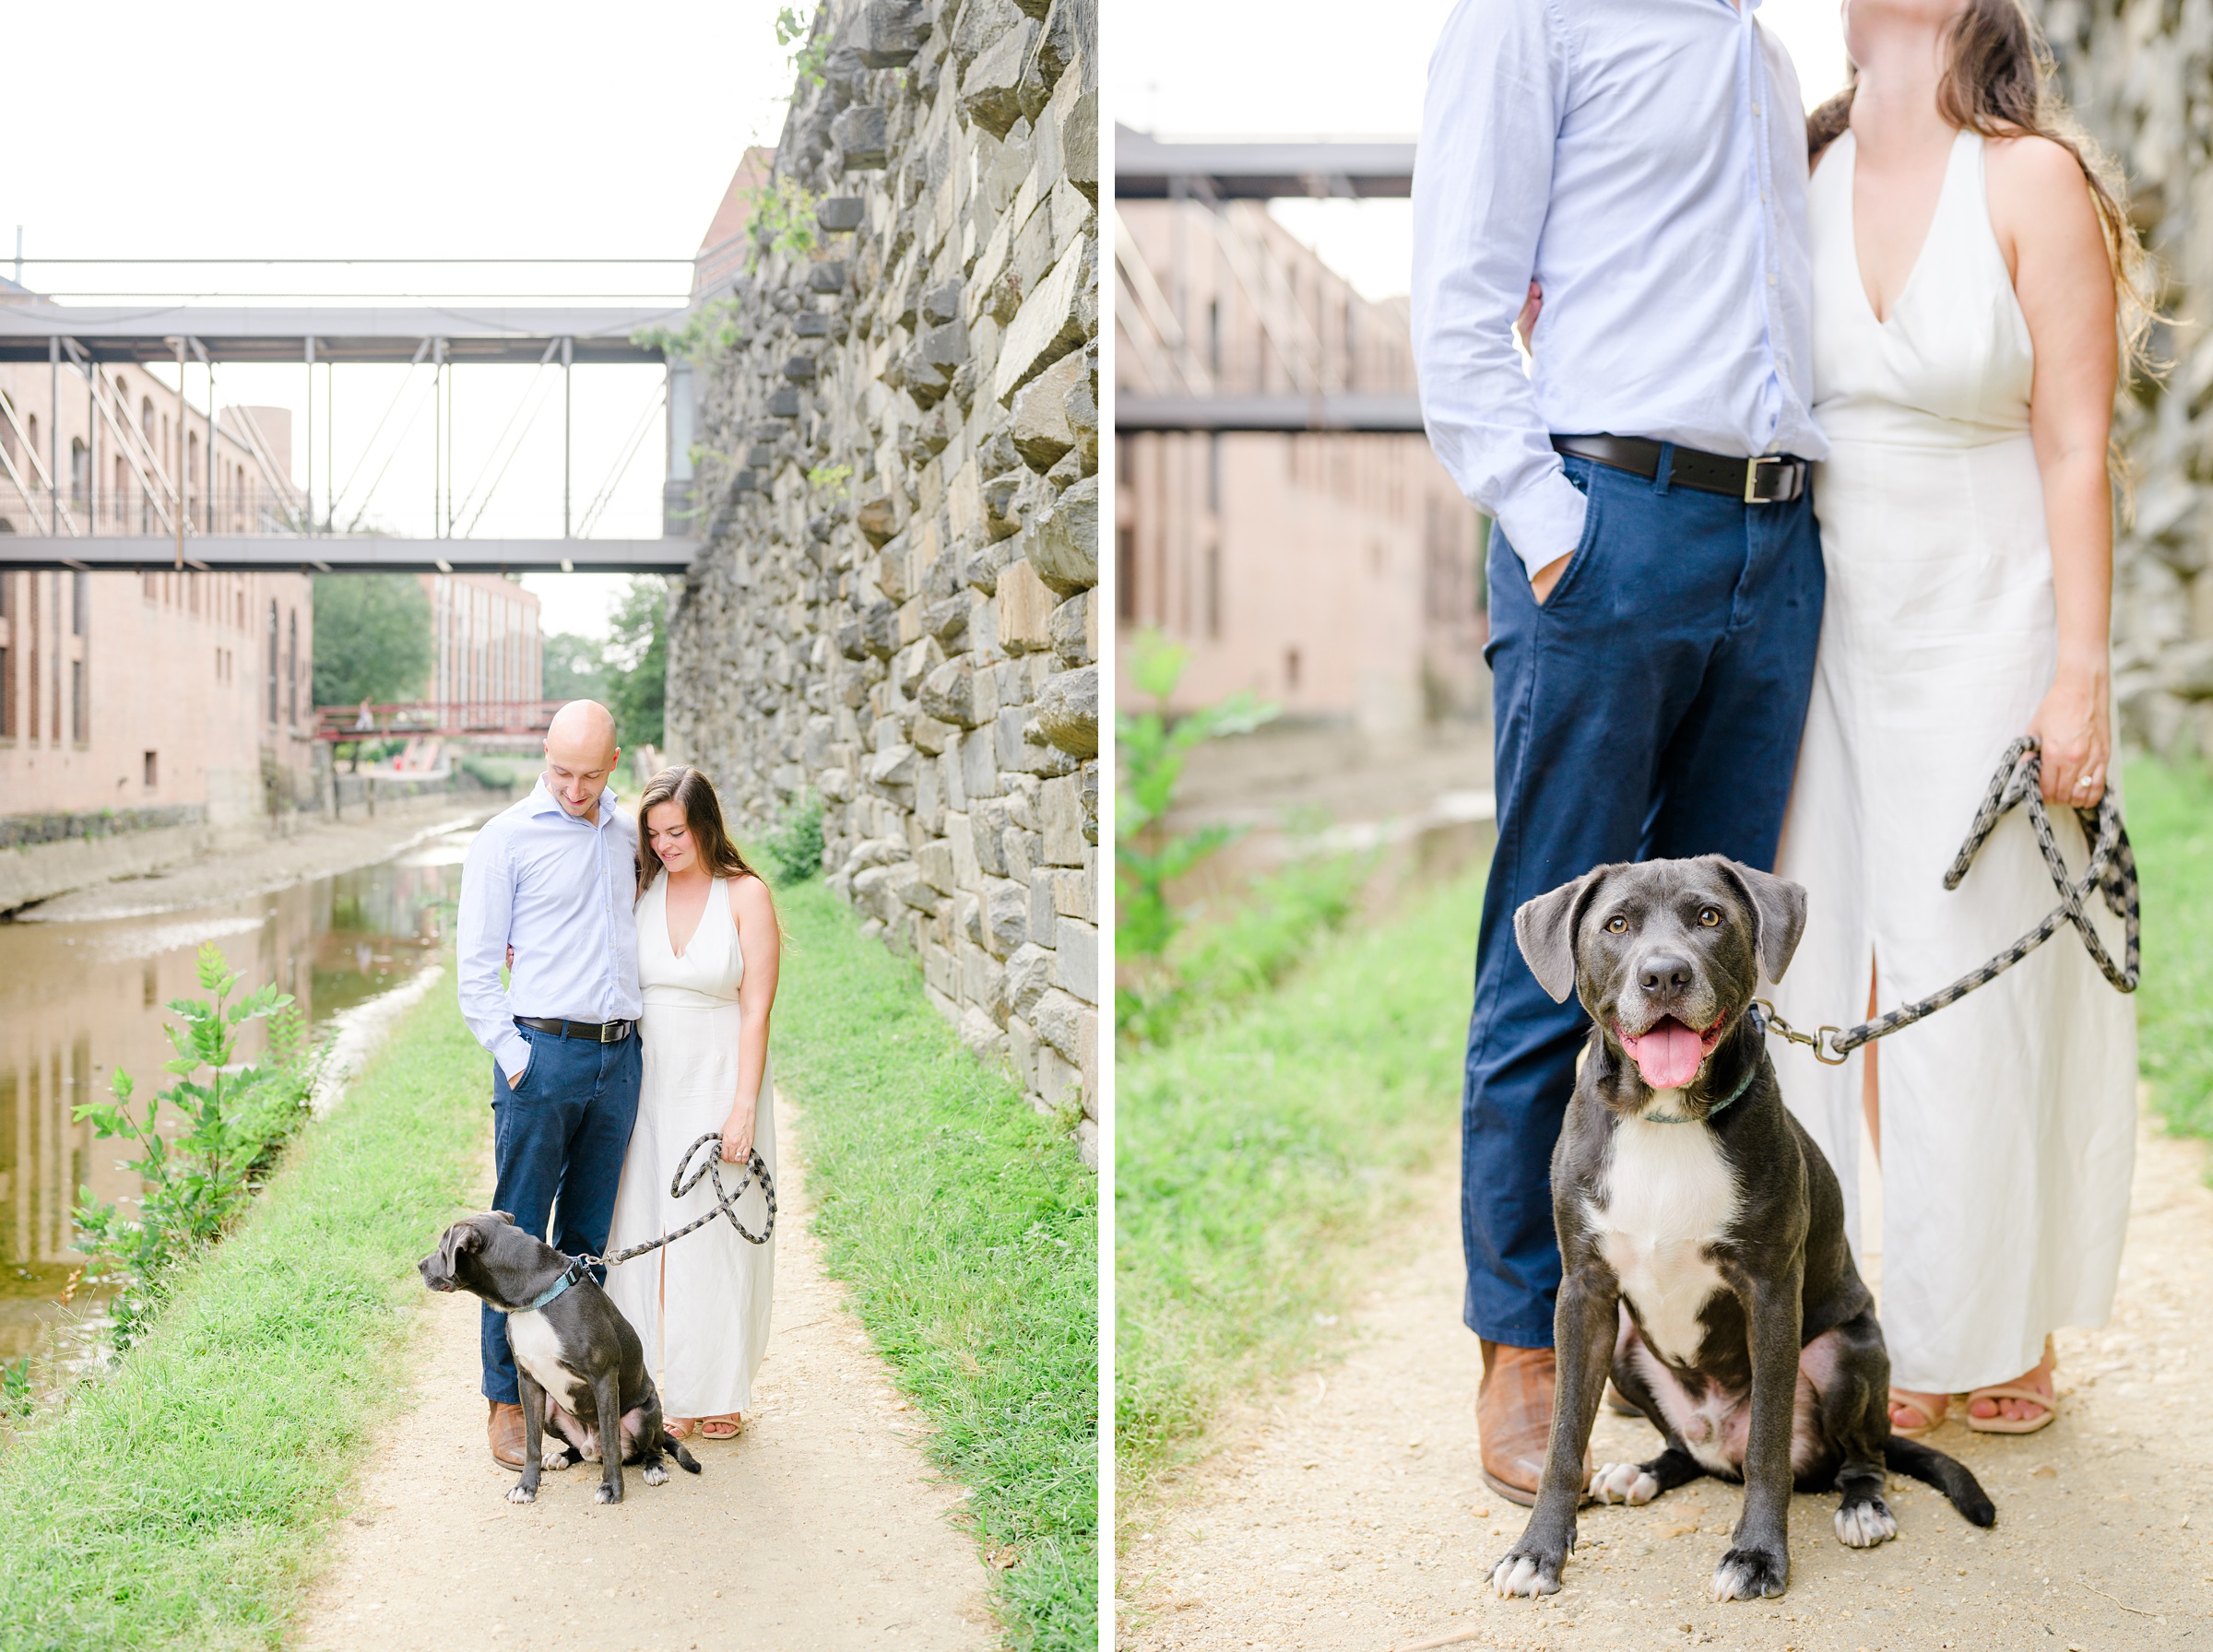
[1462,451,1823,1347]
[480,1022,642,1403]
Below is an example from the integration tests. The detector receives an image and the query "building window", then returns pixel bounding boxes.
[266,600,279,724]
[1207,433,1222,514]
[72,571,88,636]
[71,658,86,743]
[1284,646,1301,693]
[1117,527,1135,622]
[287,608,299,725]
[145,749,159,789]
[1205,542,1222,640]
[69,438,88,504]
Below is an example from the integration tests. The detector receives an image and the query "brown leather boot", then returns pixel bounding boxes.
[1477,1339,1588,1506]
[488,1399,526,1469]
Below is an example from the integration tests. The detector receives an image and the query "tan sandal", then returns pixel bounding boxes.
[1887,1390,1949,1439]
[663,1417,699,1441]
[1964,1385,2057,1434]
[698,1413,745,1439]
[1966,1338,2058,1434]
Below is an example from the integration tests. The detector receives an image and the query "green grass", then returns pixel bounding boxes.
[2129,756,2213,1143]
[772,878,1098,1652]
[0,962,488,1652]
[1115,867,1484,1511]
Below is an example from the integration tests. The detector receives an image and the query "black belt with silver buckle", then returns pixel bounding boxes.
[515,1015,635,1044]
[1553,434,1807,504]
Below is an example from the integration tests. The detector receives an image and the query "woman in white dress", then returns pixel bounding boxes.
[1774,0,2149,1438]
[606,765,781,1440]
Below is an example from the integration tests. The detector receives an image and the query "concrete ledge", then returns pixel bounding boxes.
[0,820,219,914]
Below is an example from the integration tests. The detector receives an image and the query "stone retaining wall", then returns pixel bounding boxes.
[2037,2,2213,757]
[665,0,1100,1160]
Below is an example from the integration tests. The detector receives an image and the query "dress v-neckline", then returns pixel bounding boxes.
[1846,127,1969,329]
[663,874,718,960]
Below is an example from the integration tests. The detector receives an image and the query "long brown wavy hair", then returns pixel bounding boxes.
[634,765,764,897]
[1807,0,2155,382]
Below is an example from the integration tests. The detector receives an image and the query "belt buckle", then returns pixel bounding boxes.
[1744,454,1787,504]
[600,1021,623,1044]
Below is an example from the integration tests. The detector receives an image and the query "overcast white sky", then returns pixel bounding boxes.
[1110,0,1851,301]
[2,0,800,638]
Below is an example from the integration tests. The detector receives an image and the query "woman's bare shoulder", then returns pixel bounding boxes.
[1983,131,2096,210]
[726,869,777,919]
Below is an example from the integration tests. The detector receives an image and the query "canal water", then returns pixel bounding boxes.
[0,824,479,1363]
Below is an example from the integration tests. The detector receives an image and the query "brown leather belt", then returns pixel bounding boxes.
[515,1015,635,1044]
[1553,433,1807,504]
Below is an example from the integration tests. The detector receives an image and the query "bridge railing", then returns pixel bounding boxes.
[314,700,564,742]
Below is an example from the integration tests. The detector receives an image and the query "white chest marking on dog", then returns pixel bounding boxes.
[1587,1115,1739,1367]
[506,1309,590,1414]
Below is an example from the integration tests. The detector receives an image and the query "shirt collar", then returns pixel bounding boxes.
[529,775,616,831]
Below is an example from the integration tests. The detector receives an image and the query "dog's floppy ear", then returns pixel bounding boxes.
[1710,858,1807,985]
[1514,866,1615,1004]
[488,1210,516,1226]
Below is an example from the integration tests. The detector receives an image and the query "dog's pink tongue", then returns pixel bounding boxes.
[1622,1021,1706,1089]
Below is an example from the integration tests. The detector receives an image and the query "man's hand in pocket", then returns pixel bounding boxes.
[1531,553,1571,606]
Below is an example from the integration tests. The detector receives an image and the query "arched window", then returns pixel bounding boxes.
[69,438,88,504]
[140,396,155,446]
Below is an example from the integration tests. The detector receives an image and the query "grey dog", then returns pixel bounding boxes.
[1489,856,1994,1603]
[420,1212,700,1505]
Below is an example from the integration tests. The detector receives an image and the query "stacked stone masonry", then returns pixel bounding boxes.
[665,0,1100,1162]
[2037,1,2213,759]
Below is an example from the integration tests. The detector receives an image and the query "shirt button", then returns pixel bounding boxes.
[1768,273,1777,286]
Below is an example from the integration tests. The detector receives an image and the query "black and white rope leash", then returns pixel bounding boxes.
[1757,736,2138,1066]
[556,1132,776,1291]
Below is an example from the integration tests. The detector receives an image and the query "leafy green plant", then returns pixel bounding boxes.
[747,177,822,269]
[807,462,854,503]
[0,1356,31,1421]
[604,578,669,749]
[776,5,830,86]
[1116,631,1276,1035]
[760,792,826,886]
[631,295,745,363]
[72,945,317,1351]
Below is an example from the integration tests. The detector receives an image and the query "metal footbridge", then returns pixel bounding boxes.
[0,264,706,574]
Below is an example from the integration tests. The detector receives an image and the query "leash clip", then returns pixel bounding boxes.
[1754,999,1850,1066]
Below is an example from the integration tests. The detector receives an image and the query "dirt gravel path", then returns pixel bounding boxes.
[296,1103,995,1652]
[1119,1109,2213,1652]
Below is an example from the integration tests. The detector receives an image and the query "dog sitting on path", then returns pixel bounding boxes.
[420,1213,700,1505]
[1488,856,1994,1603]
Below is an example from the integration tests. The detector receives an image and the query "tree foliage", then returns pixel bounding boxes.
[310,574,432,707]
[604,578,669,749]
[542,631,609,702]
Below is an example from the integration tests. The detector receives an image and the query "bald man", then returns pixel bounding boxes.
[456,699,645,1468]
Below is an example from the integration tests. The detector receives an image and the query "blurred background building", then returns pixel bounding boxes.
[1114,183,1488,735]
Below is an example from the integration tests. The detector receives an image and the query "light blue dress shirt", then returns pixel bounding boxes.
[457,778,643,1081]
[1410,0,1828,578]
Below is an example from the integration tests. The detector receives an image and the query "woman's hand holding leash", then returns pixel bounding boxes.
[720,1099,757,1166]
[2026,659,2111,807]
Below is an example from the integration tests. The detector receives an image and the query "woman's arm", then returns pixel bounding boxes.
[1987,133,2120,805]
[720,874,783,1163]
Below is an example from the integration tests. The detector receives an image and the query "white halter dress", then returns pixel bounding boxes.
[606,874,776,1415]
[1771,128,2136,1393]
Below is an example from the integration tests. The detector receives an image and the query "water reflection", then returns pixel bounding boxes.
[0,828,474,1359]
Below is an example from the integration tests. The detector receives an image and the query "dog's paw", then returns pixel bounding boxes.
[542,1448,571,1471]
[1834,1498,1897,1549]
[1489,1544,1564,1599]
[593,1482,620,1505]
[505,1483,537,1505]
[643,1463,669,1486]
[581,1444,602,1464]
[1588,1461,1660,1505]
[1711,1545,1789,1601]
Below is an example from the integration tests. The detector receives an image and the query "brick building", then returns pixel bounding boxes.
[420,572,542,720]
[1114,198,1488,729]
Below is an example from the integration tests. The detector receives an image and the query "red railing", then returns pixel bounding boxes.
[313,699,564,741]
